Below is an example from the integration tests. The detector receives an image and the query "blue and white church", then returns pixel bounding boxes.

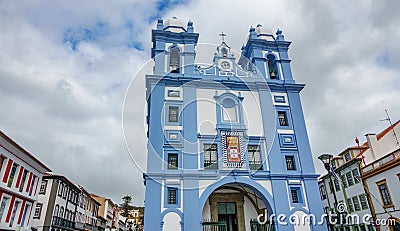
[143,17,324,231]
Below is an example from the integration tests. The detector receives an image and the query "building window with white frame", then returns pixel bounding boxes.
[33,203,42,219]
[58,183,63,196]
[39,180,47,194]
[168,106,179,123]
[290,189,300,203]
[347,198,354,213]
[334,177,340,191]
[278,111,288,126]
[248,145,262,170]
[346,172,354,186]
[0,155,5,172]
[352,169,361,183]
[377,180,393,207]
[285,156,296,170]
[167,188,177,204]
[204,144,218,170]
[19,170,28,192]
[7,163,18,187]
[9,201,20,227]
[359,194,368,210]
[341,175,347,188]
[0,197,9,222]
[344,152,351,162]
[167,153,178,169]
[319,185,326,200]
[352,196,361,211]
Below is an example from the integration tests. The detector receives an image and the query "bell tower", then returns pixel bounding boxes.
[151,17,199,75]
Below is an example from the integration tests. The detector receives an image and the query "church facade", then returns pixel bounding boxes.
[143,17,324,231]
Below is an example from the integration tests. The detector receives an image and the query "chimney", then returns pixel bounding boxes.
[365,133,380,160]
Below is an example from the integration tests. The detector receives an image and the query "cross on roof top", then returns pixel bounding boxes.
[219,32,227,42]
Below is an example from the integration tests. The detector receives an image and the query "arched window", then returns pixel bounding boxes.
[59,207,64,218]
[65,210,69,220]
[221,47,228,57]
[54,205,59,217]
[267,54,278,79]
[169,46,180,73]
[221,97,237,122]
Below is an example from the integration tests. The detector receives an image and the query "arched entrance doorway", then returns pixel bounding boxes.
[201,182,274,231]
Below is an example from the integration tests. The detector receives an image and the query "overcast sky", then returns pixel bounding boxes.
[1,0,399,206]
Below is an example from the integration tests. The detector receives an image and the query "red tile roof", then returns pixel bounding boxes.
[377,120,400,140]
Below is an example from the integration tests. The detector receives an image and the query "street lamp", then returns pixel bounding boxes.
[318,153,339,231]
[318,154,333,171]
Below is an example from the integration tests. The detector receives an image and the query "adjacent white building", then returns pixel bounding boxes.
[31,173,80,231]
[360,120,400,231]
[0,131,51,231]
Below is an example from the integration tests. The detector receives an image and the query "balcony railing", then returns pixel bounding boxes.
[362,149,400,174]
[204,161,218,170]
[52,216,75,229]
[249,161,263,171]
[202,219,227,231]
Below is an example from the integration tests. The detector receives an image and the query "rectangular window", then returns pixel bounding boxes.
[377,181,392,206]
[290,189,299,203]
[58,182,64,197]
[352,197,361,211]
[9,201,20,227]
[0,197,9,222]
[33,203,42,219]
[319,185,326,200]
[360,225,366,231]
[167,188,177,204]
[39,180,47,194]
[0,156,5,171]
[248,145,262,170]
[341,175,348,188]
[346,172,354,186]
[352,169,360,183]
[285,156,296,170]
[328,181,334,194]
[204,144,218,170]
[167,153,178,169]
[7,163,18,187]
[29,176,37,196]
[167,90,180,97]
[168,106,179,123]
[19,170,28,192]
[344,153,351,162]
[278,111,288,126]
[359,194,368,210]
[20,204,29,227]
[347,198,354,213]
[334,177,340,191]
